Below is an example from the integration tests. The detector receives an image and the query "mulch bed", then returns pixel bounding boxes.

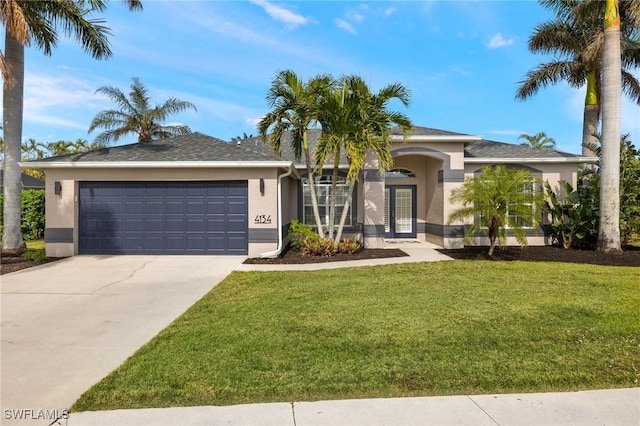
[245,245,640,267]
[244,248,409,264]
[438,245,640,267]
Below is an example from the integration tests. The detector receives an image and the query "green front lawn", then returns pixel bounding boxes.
[73,261,640,411]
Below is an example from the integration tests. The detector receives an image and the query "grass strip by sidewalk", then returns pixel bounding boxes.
[73,261,640,411]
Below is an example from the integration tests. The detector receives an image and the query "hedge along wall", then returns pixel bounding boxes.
[0,189,46,240]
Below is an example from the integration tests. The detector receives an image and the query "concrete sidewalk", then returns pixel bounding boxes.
[67,388,640,426]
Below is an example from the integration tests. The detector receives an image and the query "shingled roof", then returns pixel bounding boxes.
[0,170,45,191]
[34,132,283,163]
[240,129,332,164]
[30,128,585,167]
[465,139,581,159]
[392,126,475,137]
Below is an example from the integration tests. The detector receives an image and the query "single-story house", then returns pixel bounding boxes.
[23,126,596,257]
[0,169,46,192]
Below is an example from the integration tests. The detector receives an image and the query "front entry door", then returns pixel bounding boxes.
[385,185,416,238]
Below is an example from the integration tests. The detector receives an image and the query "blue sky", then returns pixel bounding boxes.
[7,0,640,154]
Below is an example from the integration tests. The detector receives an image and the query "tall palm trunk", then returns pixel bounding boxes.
[334,180,355,244]
[2,32,26,255]
[327,149,341,240]
[582,71,599,157]
[598,0,622,253]
[303,132,325,239]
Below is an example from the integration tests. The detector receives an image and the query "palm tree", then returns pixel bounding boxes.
[315,75,412,243]
[516,0,640,157]
[20,138,46,179]
[518,131,556,150]
[89,77,196,144]
[257,70,334,238]
[598,0,623,253]
[447,165,545,256]
[1,0,142,255]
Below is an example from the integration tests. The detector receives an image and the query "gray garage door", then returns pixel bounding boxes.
[79,181,248,255]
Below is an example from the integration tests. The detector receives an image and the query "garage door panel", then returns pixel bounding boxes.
[227,200,246,215]
[187,219,206,232]
[145,219,163,232]
[165,202,184,214]
[145,235,164,248]
[187,202,206,214]
[186,237,206,250]
[165,186,186,197]
[226,183,247,196]
[207,201,225,214]
[124,218,143,230]
[125,202,143,214]
[80,181,247,255]
[206,186,226,196]
[227,219,247,232]
[165,219,184,232]
[123,236,143,249]
[123,186,144,197]
[145,202,163,215]
[186,185,206,196]
[144,185,164,196]
[207,219,225,231]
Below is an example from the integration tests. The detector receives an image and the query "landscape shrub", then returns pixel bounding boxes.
[288,220,318,250]
[337,238,361,255]
[23,249,47,262]
[0,190,46,241]
[543,180,598,249]
[21,190,46,240]
[300,238,337,257]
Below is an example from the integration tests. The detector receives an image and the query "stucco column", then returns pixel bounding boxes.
[363,151,385,248]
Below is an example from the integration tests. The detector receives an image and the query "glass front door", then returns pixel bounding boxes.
[385,185,416,238]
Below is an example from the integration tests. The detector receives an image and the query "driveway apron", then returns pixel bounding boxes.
[1,255,245,425]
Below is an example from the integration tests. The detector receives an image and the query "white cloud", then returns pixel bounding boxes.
[246,117,261,128]
[249,0,310,29]
[334,18,356,34]
[383,7,398,18]
[346,9,364,24]
[486,33,514,49]
[23,73,96,130]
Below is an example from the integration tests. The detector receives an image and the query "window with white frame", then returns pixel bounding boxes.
[507,178,536,228]
[479,175,537,229]
[302,175,352,228]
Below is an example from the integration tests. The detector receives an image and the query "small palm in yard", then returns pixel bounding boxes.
[89,77,196,144]
[448,165,544,256]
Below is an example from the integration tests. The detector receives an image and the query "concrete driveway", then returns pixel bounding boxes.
[1,255,245,425]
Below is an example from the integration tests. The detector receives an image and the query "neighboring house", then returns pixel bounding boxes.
[0,169,45,192]
[23,127,596,257]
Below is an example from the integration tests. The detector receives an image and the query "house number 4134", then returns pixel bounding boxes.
[254,215,272,224]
